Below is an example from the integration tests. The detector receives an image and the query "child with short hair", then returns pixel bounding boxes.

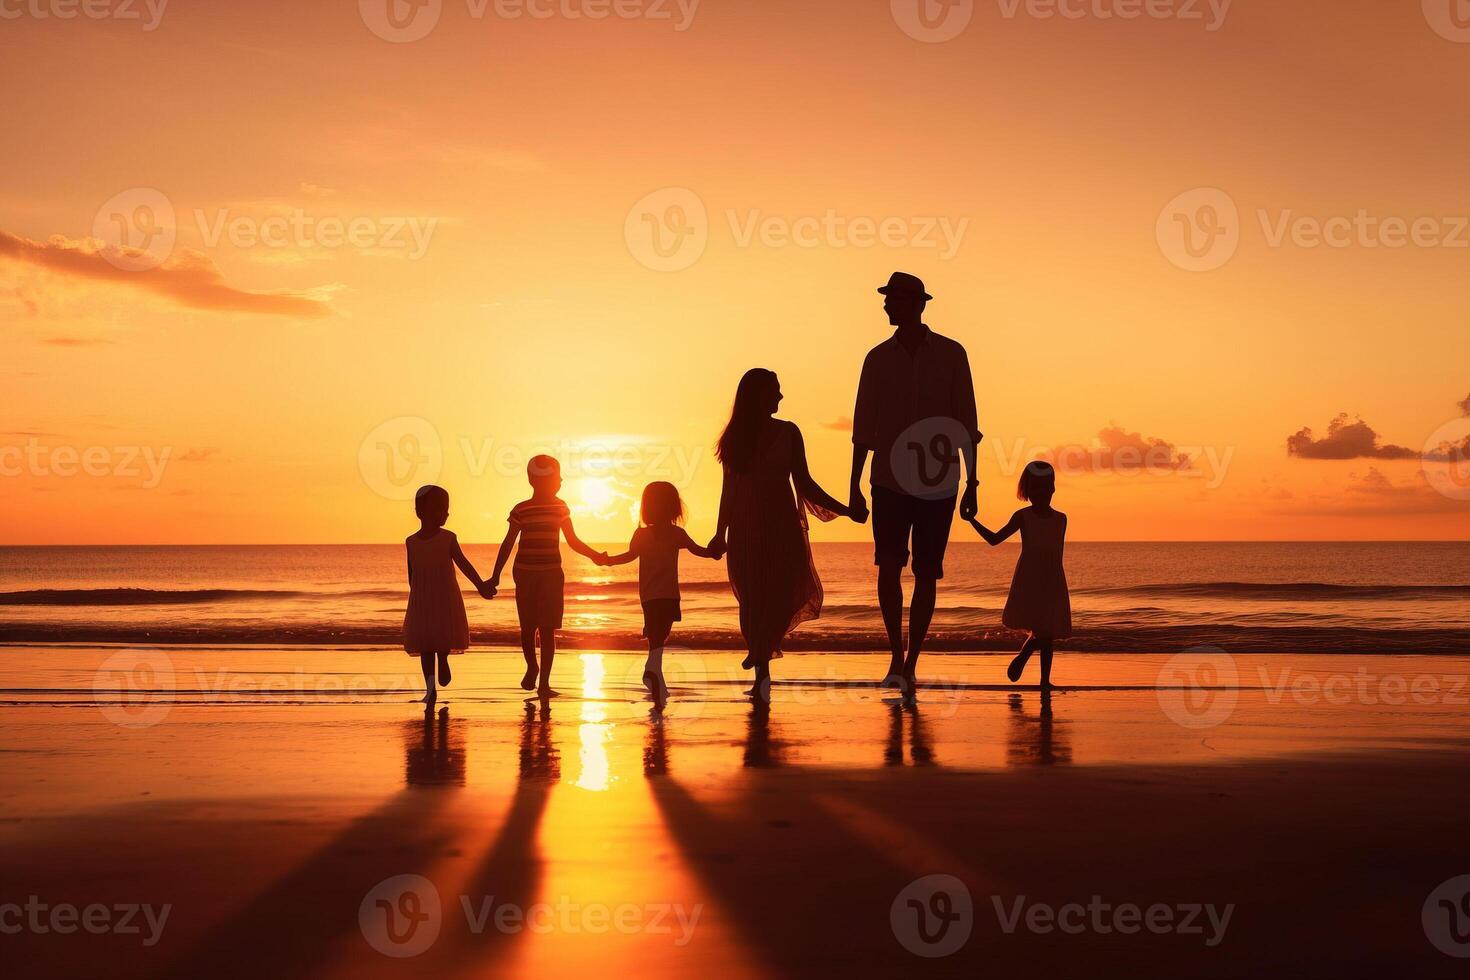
[487,456,608,697]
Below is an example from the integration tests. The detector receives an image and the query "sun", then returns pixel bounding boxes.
[575,477,617,514]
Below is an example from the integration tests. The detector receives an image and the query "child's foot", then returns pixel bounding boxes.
[420,691,437,704]
[537,684,560,699]
[1007,655,1025,683]
[437,657,452,687]
[745,677,771,703]
[879,657,906,689]
[645,671,668,706]
[520,664,538,691]
[740,653,755,670]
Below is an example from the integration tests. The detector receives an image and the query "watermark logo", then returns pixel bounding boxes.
[892,0,974,42]
[0,0,170,30]
[94,650,176,729]
[1422,417,1470,501]
[1157,187,1239,272]
[891,874,973,957]
[0,898,171,946]
[993,895,1232,946]
[625,187,708,272]
[360,874,443,957]
[359,417,444,501]
[93,187,177,272]
[360,0,443,42]
[1156,646,1238,729]
[1424,875,1470,957]
[1424,0,1470,42]
[890,417,973,500]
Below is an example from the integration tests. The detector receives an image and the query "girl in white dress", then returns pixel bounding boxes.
[404,486,493,702]
[967,461,1072,688]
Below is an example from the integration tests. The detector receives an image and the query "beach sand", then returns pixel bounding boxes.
[2,648,1469,977]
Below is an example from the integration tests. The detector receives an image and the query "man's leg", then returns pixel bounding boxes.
[879,564,906,683]
[904,575,937,682]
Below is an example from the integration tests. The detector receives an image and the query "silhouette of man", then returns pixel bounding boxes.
[849,272,980,690]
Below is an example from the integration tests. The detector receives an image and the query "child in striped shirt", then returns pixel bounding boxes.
[487,455,608,697]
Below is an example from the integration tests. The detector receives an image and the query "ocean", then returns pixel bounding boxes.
[1,542,1468,654]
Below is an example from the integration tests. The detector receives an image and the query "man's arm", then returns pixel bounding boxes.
[955,344,982,520]
[849,352,876,523]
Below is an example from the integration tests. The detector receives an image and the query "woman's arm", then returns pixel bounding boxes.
[790,423,849,520]
[967,511,1021,547]
[709,466,731,556]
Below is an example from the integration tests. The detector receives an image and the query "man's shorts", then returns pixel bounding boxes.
[513,568,565,631]
[871,486,957,580]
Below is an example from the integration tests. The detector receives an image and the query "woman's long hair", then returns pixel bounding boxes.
[716,368,777,473]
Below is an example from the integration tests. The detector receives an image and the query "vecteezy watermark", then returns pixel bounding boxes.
[0,0,169,30]
[1424,875,1470,958]
[1422,416,1470,502]
[625,187,970,272]
[1423,0,1470,43]
[358,418,706,501]
[93,188,440,271]
[359,417,444,502]
[359,0,700,43]
[1159,187,1470,272]
[0,897,171,947]
[1155,647,1238,729]
[1156,187,1240,273]
[992,895,1234,947]
[0,440,172,488]
[891,0,1231,43]
[94,650,177,729]
[1258,666,1467,707]
[359,875,703,957]
[891,874,974,957]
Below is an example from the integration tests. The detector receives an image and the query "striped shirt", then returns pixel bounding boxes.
[509,498,571,572]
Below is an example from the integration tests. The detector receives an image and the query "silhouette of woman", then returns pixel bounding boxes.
[709,369,849,700]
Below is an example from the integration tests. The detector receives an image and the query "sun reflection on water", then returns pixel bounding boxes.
[575,653,614,792]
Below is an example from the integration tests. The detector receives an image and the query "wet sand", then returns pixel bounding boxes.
[2,648,1469,977]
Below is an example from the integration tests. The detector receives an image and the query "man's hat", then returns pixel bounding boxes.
[877,271,932,301]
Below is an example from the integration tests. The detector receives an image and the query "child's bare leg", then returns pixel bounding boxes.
[1008,635,1041,682]
[437,650,452,687]
[1038,639,1054,689]
[419,652,437,702]
[645,623,671,703]
[519,625,538,691]
[537,629,557,696]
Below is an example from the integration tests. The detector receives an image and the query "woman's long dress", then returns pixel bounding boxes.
[723,420,838,664]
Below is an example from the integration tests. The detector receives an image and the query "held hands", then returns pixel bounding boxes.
[959,481,979,521]
[594,551,612,567]
[706,534,727,561]
[479,579,498,600]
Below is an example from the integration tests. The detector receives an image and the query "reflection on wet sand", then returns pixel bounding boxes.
[644,707,669,776]
[1006,691,1071,766]
[520,699,560,779]
[883,699,936,767]
[742,701,784,768]
[405,705,466,787]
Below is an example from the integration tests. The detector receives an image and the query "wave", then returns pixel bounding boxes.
[0,588,308,606]
[4,623,1469,654]
[1074,582,1470,602]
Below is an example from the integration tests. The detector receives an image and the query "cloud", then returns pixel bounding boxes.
[0,231,332,319]
[1272,467,1463,517]
[1045,425,1192,473]
[823,416,854,433]
[1286,414,1417,460]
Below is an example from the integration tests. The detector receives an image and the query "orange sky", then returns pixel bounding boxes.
[3,0,1469,544]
